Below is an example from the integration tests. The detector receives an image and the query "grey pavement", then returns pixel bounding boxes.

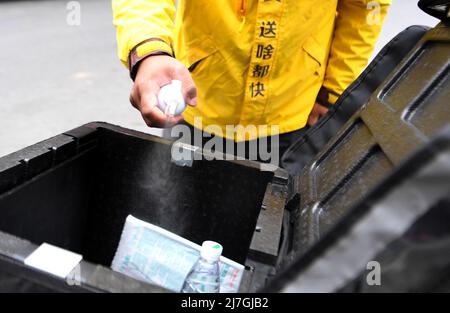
[0,0,440,157]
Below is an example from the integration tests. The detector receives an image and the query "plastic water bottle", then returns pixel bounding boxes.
[181,241,222,293]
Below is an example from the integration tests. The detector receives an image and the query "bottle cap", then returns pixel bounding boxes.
[200,241,223,262]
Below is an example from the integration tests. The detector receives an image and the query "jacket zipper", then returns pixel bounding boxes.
[239,0,247,18]
[238,0,247,30]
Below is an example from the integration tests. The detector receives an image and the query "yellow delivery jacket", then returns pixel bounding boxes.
[113,0,391,141]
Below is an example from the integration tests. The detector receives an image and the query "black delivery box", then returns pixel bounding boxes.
[0,121,291,292]
[0,9,449,292]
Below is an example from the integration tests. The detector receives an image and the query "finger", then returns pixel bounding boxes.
[140,92,171,128]
[130,77,159,111]
[173,64,197,106]
[316,103,329,116]
[307,114,318,126]
[138,80,168,126]
[129,85,140,110]
[140,85,185,128]
[143,111,184,128]
[168,114,185,126]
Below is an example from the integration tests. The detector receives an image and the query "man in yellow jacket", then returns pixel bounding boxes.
[112,0,391,159]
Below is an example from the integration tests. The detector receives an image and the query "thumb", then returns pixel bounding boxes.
[173,65,197,106]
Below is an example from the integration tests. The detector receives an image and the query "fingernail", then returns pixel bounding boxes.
[190,96,198,106]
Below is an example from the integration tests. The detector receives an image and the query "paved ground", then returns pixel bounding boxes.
[0,0,439,157]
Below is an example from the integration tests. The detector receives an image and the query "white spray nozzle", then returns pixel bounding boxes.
[157,80,186,116]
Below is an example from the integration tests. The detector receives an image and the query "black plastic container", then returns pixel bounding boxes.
[0,123,289,292]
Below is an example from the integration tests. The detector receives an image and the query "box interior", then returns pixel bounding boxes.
[0,128,274,267]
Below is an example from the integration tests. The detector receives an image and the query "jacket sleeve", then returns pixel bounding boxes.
[112,0,177,69]
[322,0,392,104]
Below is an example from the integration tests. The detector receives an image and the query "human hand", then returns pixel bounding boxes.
[130,55,197,128]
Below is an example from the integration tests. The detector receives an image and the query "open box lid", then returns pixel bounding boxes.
[289,22,449,254]
[268,13,450,292]
[267,125,450,292]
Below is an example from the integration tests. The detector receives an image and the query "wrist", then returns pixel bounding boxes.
[128,38,174,81]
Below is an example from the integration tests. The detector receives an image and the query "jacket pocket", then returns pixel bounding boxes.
[302,36,326,76]
[184,36,218,74]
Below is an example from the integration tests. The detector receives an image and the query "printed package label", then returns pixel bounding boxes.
[111,215,244,293]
